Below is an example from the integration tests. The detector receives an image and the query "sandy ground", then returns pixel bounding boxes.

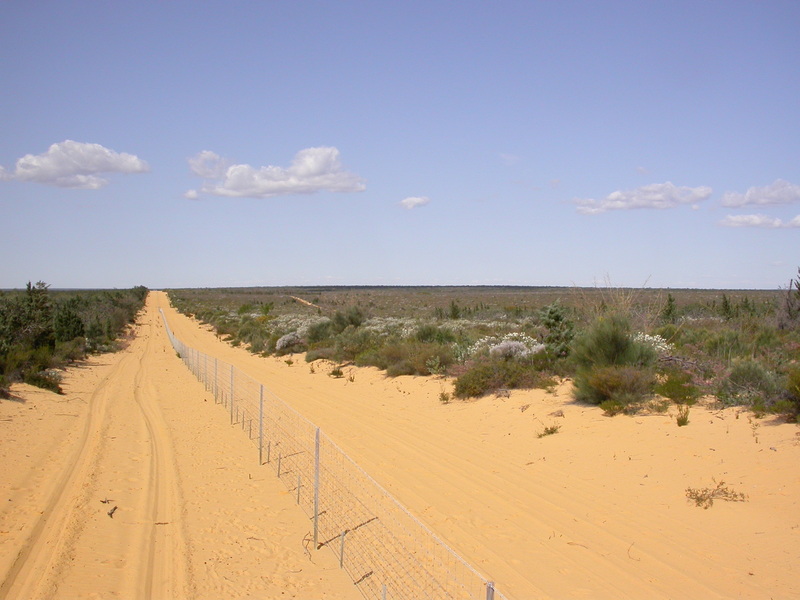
[0,294,360,600]
[2,291,799,599]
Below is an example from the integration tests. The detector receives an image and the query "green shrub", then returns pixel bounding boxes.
[54,338,86,363]
[575,364,655,409]
[716,358,781,407]
[415,324,456,344]
[571,315,656,371]
[334,328,375,361]
[571,315,657,409]
[362,340,455,377]
[306,319,334,343]
[454,358,555,398]
[655,369,700,405]
[332,307,364,333]
[54,300,85,342]
[386,359,416,377]
[779,365,800,420]
[704,329,747,360]
[539,301,574,357]
[661,293,678,324]
[306,347,336,362]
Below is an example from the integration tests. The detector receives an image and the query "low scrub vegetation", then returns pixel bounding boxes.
[1,282,148,396]
[167,270,800,420]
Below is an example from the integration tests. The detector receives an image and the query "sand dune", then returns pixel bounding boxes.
[2,291,799,599]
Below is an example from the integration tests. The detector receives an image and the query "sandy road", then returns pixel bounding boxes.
[0,304,190,599]
[0,295,359,600]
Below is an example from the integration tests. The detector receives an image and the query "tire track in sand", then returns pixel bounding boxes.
[0,348,132,599]
[132,316,191,599]
[0,306,190,600]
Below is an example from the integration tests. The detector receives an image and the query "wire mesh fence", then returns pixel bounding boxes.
[160,310,508,600]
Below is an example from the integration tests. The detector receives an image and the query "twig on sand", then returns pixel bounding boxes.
[627,542,641,561]
[302,532,315,563]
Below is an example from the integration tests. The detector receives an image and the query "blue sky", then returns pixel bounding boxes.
[1,1,798,290]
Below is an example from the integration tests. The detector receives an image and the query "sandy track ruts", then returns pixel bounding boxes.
[132,316,191,599]
[0,306,189,600]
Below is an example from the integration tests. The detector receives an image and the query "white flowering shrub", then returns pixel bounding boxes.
[461,332,545,362]
[361,316,418,339]
[275,331,303,353]
[489,340,530,360]
[632,332,674,355]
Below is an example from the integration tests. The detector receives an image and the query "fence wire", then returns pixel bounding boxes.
[160,310,508,600]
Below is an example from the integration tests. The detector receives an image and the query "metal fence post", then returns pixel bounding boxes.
[486,581,495,600]
[230,365,235,424]
[313,427,320,548]
[258,384,264,465]
[214,358,218,402]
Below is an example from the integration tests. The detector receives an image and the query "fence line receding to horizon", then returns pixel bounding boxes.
[159,309,508,600]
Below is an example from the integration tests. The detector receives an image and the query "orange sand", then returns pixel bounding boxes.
[2,290,799,599]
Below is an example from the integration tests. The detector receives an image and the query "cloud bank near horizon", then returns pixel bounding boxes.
[574,182,712,215]
[0,140,149,189]
[185,146,366,199]
[719,214,800,228]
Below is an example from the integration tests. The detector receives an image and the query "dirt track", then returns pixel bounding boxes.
[0,294,357,600]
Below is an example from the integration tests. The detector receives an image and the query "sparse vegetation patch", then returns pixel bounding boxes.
[166,272,799,418]
[686,480,748,509]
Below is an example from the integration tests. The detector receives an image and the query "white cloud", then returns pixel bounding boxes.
[574,182,712,214]
[399,196,430,209]
[186,146,365,199]
[720,214,800,228]
[188,150,228,179]
[721,179,800,207]
[5,140,148,189]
